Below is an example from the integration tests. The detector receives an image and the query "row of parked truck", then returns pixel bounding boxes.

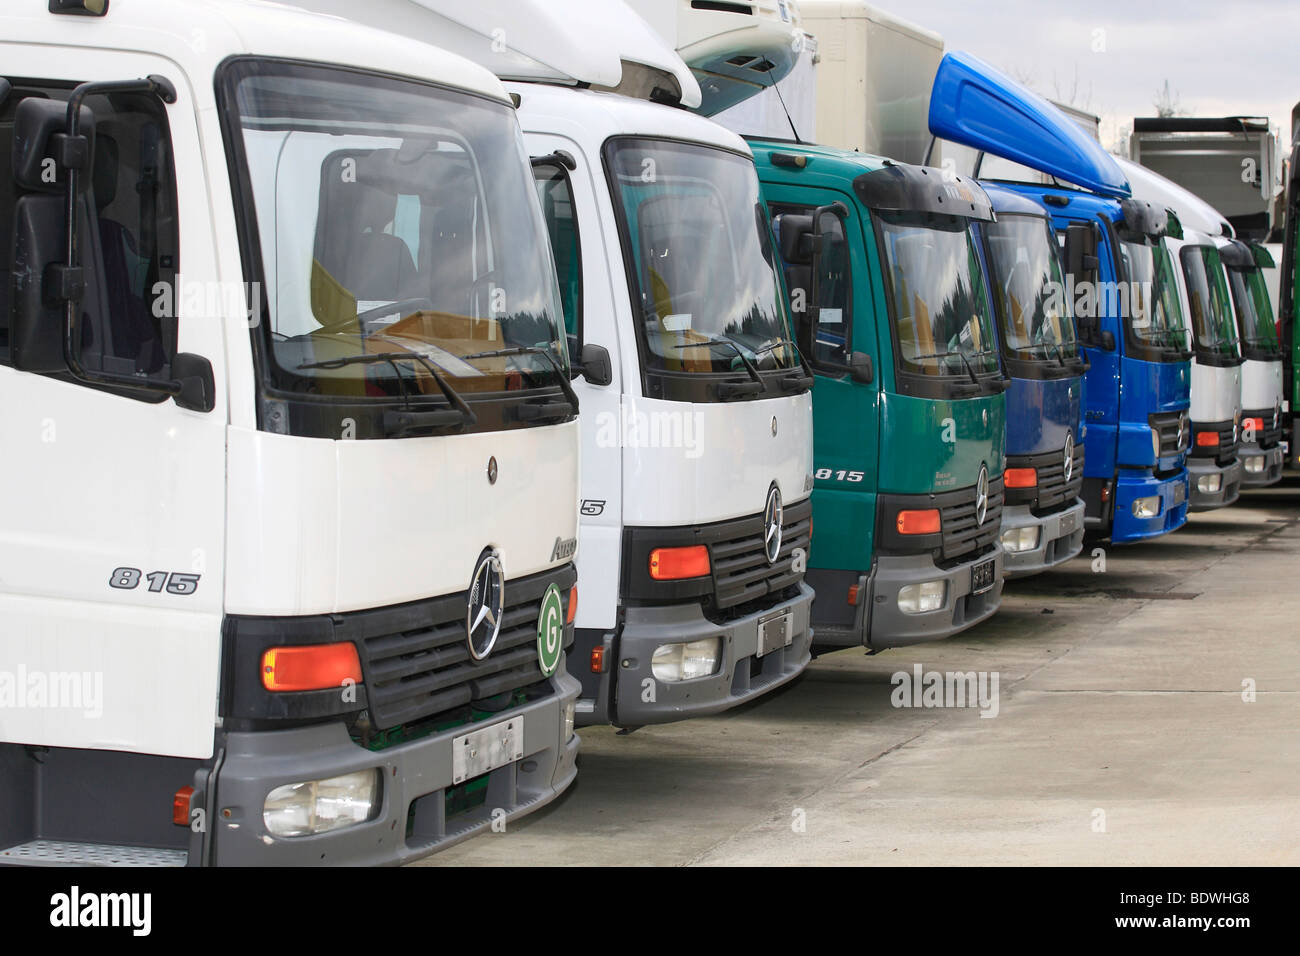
[0,0,1289,866]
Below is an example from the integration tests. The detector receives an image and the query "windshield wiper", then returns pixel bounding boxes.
[297,350,478,433]
[461,345,580,418]
[911,348,995,385]
[670,337,767,398]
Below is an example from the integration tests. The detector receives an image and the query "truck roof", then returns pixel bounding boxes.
[513,81,750,156]
[746,137,891,179]
[4,0,512,106]
[1116,156,1233,238]
[981,181,1052,218]
[294,0,702,109]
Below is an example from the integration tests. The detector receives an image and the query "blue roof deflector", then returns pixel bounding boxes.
[928,50,1130,199]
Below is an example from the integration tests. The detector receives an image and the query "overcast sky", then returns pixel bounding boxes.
[888,0,1300,154]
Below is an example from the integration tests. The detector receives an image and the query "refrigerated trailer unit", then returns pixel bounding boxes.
[930,51,1192,544]
[1131,116,1278,242]
[799,0,943,166]
[0,0,583,865]
[305,0,816,727]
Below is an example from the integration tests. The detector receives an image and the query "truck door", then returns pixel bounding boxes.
[530,135,623,635]
[766,186,880,568]
[0,54,227,759]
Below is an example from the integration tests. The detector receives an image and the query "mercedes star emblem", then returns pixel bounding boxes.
[466,550,505,661]
[1064,433,1075,483]
[763,485,783,565]
[975,465,989,527]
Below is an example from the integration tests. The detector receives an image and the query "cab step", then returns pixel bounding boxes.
[1,840,186,867]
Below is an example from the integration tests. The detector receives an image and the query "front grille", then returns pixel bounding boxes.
[1006,444,1084,515]
[940,475,1004,563]
[348,565,576,729]
[710,497,812,611]
[1243,407,1282,449]
[1149,410,1189,457]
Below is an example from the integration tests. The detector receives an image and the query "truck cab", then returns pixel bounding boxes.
[929,51,1192,545]
[1217,238,1284,485]
[975,185,1087,576]
[0,0,581,865]
[316,0,817,728]
[751,143,1006,649]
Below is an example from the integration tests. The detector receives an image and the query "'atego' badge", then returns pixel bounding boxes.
[536,584,565,677]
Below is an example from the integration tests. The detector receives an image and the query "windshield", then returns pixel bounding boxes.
[983,214,1078,363]
[1228,267,1279,353]
[605,138,797,381]
[1180,245,1240,356]
[226,60,568,403]
[876,211,999,377]
[1118,238,1188,350]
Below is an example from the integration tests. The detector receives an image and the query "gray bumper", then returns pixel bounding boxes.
[1001,500,1086,579]
[205,672,580,866]
[1187,457,1243,511]
[1239,444,1284,487]
[815,549,1003,650]
[591,583,813,727]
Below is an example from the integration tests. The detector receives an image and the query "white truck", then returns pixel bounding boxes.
[0,0,581,865]
[302,0,816,728]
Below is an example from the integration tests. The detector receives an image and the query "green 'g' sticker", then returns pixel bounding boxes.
[537,583,564,677]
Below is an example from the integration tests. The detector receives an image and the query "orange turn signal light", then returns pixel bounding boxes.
[1242,417,1264,433]
[261,643,362,692]
[1004,467,1038,488]
[896,509,941,535]
[1195,431,1219,447]
[590,646,607,674]
[173,785,195,827]
[566,584,578,625]
[649,545,711,580]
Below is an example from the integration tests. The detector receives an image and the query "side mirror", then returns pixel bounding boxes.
[172,352,216,412]
[849,351,874,384]
[576,343,612,387]
[777,213,815,266]
[1063,222,1099,282]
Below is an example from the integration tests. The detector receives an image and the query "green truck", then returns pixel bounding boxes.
[752,142,1007,649]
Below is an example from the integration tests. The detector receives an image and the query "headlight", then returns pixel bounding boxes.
[1000,526,1041,553]
[264,769,380,837]
[1196,474,1222,494]
[1243,456,1265,474]
[898,580,946,613]
[1131,495,1161,518]
[651,638,721,682]
[1150,427,1161,460]
[561,698,576,742]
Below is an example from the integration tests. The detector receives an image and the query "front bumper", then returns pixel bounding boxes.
[1107,469,1188,543]
[1001,500,1086,579]
[205,672,580,866]
[586,583,813,728]
[1187,457,1243,511]
[1239,443,1284,487]
[815,548,1003,650]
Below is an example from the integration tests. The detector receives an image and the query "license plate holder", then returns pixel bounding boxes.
[757,609,793,657]
[452,716,524,785]
[971,559,996,595]
[1171,481,1187,507]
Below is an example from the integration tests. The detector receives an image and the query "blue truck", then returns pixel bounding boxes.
[973,185,1087,575]
[929,52,1192,544]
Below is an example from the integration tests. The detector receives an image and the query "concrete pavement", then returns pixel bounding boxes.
[423,482,1300,866]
